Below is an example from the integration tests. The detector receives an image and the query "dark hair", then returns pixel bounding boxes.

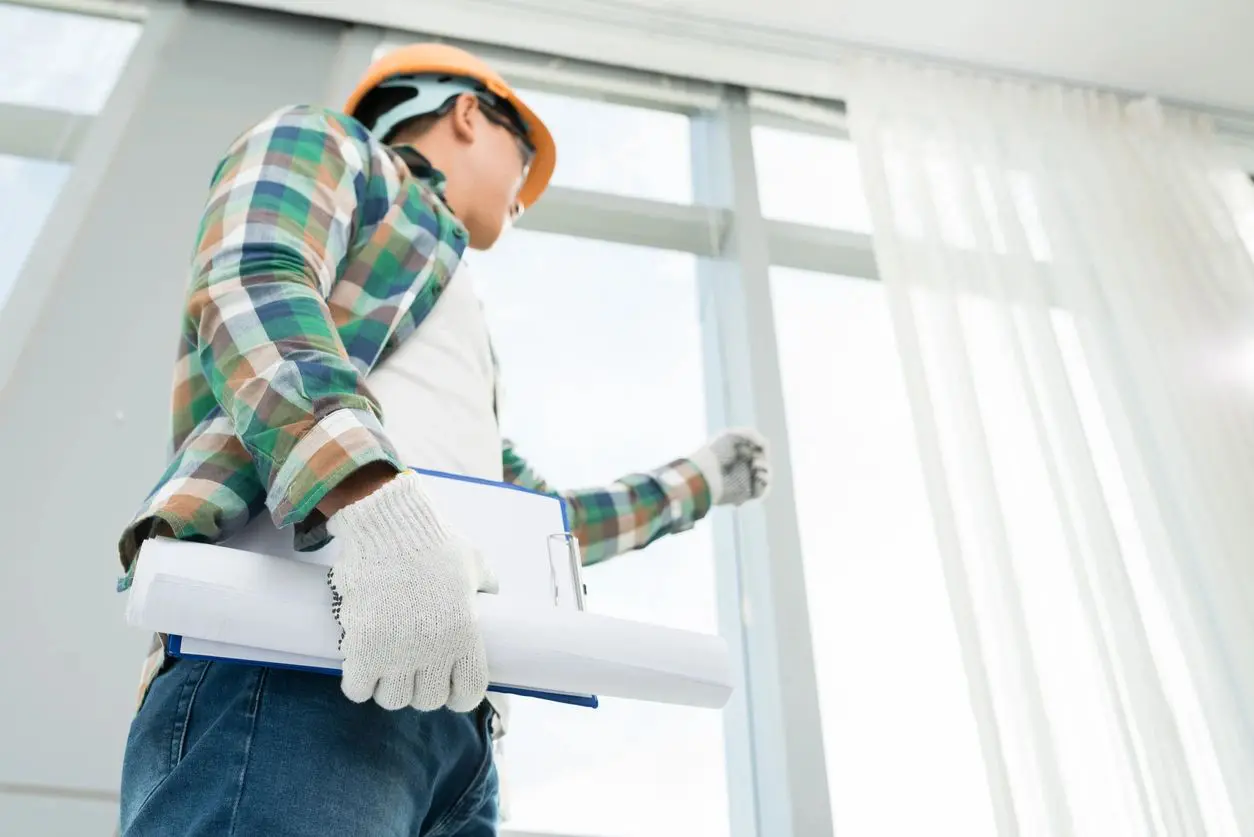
[352,84,448,144]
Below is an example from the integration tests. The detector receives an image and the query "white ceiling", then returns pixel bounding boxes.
[236,0,1254,114]
[660,0,1254,112]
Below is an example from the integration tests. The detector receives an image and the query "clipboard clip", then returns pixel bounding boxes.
[546,532,587,611]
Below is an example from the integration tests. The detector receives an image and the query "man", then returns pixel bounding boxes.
[117,43,771,836]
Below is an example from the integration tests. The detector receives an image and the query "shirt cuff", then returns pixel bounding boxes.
[656,456,715,532]
[269,407,402,527]
[687,445,725,506]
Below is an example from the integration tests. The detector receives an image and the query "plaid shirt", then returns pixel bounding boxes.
[118,105,711,586]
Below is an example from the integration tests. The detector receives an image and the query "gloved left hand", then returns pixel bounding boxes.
[690,428,772,507]
[326,471,497,712]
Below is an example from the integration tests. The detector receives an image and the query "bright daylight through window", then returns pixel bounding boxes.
[772,261,1230,834]
[0,3,140,112]
[516,87,693,203]
[0,154,70,309]
[761,102,1235,832]
[753,125,872,232]
[0,4,141,312]
[771,266,998,836]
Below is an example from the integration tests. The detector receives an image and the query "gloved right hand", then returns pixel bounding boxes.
[689,428,772,507]
[326,470,498,712]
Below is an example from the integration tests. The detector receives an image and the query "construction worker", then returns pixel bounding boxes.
[115,43,771,836]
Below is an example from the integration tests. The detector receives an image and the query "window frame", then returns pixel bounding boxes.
[5,6,1254,834]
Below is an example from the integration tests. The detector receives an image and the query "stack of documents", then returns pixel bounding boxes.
[124,469,733,709]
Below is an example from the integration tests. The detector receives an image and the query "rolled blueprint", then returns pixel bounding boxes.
[125,538,733,709]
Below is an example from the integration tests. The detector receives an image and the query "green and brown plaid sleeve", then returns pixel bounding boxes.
[160,106,403,537]
[501,439,713,566]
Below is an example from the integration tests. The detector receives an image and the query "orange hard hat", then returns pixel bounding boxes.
[344,43,556,211]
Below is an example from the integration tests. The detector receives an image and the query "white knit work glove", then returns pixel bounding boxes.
[326,471,498,713]
[690,428,772,506]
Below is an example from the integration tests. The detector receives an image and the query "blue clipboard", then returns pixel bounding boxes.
[162,465,598,710]
[165,635,600,708]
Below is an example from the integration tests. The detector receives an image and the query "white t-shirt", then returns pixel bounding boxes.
[368,261,502,482]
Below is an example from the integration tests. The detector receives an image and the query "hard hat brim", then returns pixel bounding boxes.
[508,96,554,210]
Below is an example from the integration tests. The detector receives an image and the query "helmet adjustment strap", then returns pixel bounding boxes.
[370,74,534,154]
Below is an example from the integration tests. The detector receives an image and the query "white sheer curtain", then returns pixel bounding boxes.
[846,58,1254,837]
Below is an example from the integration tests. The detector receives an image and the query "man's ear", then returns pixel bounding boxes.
[449,93,479,144]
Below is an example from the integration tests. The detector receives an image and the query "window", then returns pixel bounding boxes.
[0,3,141,113]
[468,230,728,836]
[770,267,997,836]
[753,125,872,231]
[773,267,1237,836]
[0,154,71,309]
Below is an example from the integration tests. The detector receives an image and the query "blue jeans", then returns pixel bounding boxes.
[119,658,498,836]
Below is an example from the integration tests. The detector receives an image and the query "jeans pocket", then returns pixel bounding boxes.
[167,660,211,766]
[120,659,212,832]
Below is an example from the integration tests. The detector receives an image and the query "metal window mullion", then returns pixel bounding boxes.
[692,87,834,837]
[765,220,878,279]
[519,187,729,256]
[690,107,760,837]
[0,104,92,163]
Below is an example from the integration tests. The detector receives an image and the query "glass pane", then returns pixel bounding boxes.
[774,267,1237,835]
[511,87,693,203]
[468,230,727,836]
[0,4,141,113]
[753,125,872,232]
[770,267,997,836]
[0,154,71,310]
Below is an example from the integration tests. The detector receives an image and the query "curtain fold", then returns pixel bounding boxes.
[847,58,1254,837]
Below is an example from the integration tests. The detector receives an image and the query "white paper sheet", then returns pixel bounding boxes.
[220,469,581,610]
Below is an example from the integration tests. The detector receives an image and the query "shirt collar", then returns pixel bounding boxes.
[392,145,450,204]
